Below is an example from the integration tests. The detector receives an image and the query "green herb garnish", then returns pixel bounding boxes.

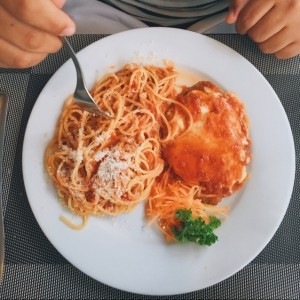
[172,209,221,246]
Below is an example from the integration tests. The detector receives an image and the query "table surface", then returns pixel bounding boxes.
[0,34,299,299]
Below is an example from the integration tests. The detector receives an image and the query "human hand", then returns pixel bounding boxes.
[0,0,76,68]
[226,0,300,59]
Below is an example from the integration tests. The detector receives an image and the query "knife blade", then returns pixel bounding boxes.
[0,92,8,283]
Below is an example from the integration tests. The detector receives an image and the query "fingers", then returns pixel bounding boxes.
[1,0,76,36]
[229,0,300,59]
[52,0,67,9]
[273,42,300,59]
[258,27,300,59]
[258,27,291,54]
[0,0,76,68]
[235,1,275,34]
[0,38,48,68]
[0,5,62,54]
[226,0,249,24]
[246,7,285,43]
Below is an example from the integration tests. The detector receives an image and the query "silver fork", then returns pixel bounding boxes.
[61,37,112,118]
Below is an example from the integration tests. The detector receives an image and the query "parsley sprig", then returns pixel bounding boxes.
[172,209,221,246]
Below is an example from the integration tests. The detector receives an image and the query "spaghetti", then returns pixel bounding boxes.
[45,63,251,240]
[45,63,183,228]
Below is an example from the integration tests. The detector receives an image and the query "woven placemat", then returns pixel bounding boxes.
[0,34,299,299]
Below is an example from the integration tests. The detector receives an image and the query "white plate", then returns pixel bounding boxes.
[22,28,295,295]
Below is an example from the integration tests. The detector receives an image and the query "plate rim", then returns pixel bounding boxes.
[22,27,295,296]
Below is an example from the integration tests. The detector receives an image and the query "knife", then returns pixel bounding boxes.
[188,12,227,33]
[0,92,8,283]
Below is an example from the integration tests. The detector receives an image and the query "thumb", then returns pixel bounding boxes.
[226,0,249,24]
[51,0,76,36]
[52,0,66,9]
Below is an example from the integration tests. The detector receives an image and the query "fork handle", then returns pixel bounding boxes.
[61,36,86,91]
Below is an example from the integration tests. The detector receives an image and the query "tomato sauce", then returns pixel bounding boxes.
[163,81,251,201]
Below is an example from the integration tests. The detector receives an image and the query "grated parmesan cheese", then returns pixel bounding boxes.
[93,146,135,199]
[95,132,111,144]
[61,145,83,162]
